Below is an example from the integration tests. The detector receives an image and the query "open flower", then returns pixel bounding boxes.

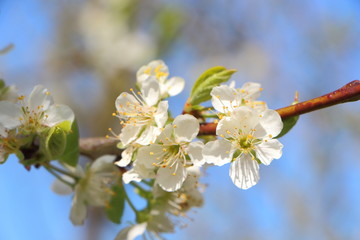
[136,60,185,98]
[0,85,74,134]
[114,80,168,147]
[52,155,119,225]
[131,114,204,192]
[203,106,283,189]
[211,82,267,115]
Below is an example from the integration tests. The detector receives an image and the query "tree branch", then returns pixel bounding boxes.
[80,80,360,156]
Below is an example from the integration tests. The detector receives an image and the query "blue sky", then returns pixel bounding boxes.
[1,1,360,240]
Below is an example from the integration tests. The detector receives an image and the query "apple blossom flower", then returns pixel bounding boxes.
[114,80,168,147]
[117,167,204,240]
[137,60,185,98]
[132,114,204,192]
[211,82,267,115]
[203,106,283,189]
[0,85,74,134]
[52,155,119,225]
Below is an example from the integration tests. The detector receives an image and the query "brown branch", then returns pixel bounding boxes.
[80,80,360,156]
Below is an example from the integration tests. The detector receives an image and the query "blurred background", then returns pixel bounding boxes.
[1,0,360,239]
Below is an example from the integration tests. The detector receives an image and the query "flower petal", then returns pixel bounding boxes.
[115,146,134,167]
[173,114,199,143]
[0,101,22,129]
[156,125,173,144]
[70,193,87,225]
[187,141,205,167]
[51,175,74,195]
[115,223,148,240]
[156,162,187,192]
[91,155,116,173]
[258,109,283,138]
[154,101,168,128]
[141,80,160,107]
[136,145,164,169]
[115,92,139,114]
[162,77,185,96]
[28,85,54,111]
[137,60,168,83]
[240,82,262,101]
[255,139,283,165]
[203,139,232,166]
[43,104,75,127]
[135,126,161,145]
[211,85,237,113]
[230,154,260,190]
[120,125,142,146]
[0,124,7,137]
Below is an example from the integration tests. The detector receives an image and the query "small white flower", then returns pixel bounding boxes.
[203,107,283,189]
[0,85,74,134]
[137,60,185,98]
[114,80,168,147]
[52,155,119,225]
[133,114,204,192]
[211,82,267,115]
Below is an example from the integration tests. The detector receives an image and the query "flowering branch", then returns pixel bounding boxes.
[79,80,360,154]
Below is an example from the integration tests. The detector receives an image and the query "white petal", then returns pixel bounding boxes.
[136,145,164,169]
[203,139,232,166]
[115,223,147,240]
[157,162,187,192]
[135,126,161,145]
[240,82,262,101]
[51,176,74,195]
[123,168,142,184]
[211,85,237,113]
[115,147,134,167]
[137,60,168,83]
[0,101,22,129]
[187,141,205,167]
[173,114,199,143]
[255,139,283,165]
[0,124,7,137]
[70,193,87,225]
[156,125,173,144]
[258,109,283,138]
[28,85,53,111]
[230,154,260,190]
[91,155,116,172]
[154,101,168,128]
[115,92,139,114]
[162,77,185,96]
[141,80,160,107]
[43,104,74,127]
[120,125,142,146]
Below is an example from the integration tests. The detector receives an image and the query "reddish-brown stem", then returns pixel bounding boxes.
[80,80,360,156]
[198,80,360,135]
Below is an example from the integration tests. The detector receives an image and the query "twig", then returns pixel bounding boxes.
[80,80,360,155]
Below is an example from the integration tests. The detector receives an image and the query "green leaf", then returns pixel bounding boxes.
[59,120,79,167]
[105,181,126,224]
[275,115,299,138]
[41,127,67,160]
[189,66,236,105]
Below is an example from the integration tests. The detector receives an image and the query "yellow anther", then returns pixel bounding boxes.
[45,91,51,95]
[214,119,219,124]
[112,113,116,116]
[259,115,263,117]
[17,95,25,100]
[172,173,176,176]
[150,152,154,155]
[162,148,167,152]
[105,135,109,139]
[268,134,273,138]
[226,130,231,134]
[130,88,134,92]
[220,134,225,138]
[108,128,112,131]
[173,125,177,128]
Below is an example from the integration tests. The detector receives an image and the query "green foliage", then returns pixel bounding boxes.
[189,66,236,105]
[105,181,126,224]
[276,115,299,138]
[59,120,79,167]
[42,126,67,160]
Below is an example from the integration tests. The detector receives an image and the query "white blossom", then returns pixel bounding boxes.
[0,85,74,134]
[52,155,119,225]
[203,106,283,189]
[137,60,185,98]
[211,82,267,115]
[131,114,204,192]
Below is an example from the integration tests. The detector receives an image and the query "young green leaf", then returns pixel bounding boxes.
[189,66,236,105]
[41,127,67,160]
[275,115,299,138]
[59,120,79,167]
[105,181,126,224]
